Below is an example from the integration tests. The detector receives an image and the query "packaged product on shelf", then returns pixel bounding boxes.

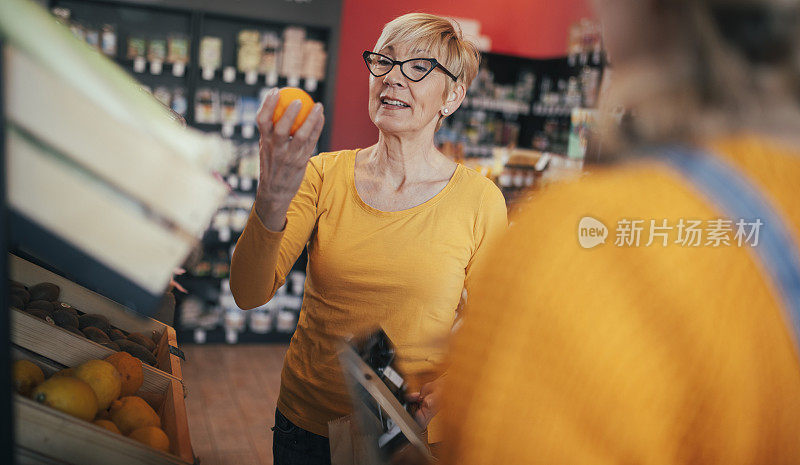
[167,34,189,64]
[171,87,188,116]
[84,27,100,50]
[126,36,146,60]
[199,36,222,80]
[259,31,281,86]
[280,26,306,84]
[276,309,297,333]
[249,309,273,334]
[581,67,601,107]
[567,108,597,159]
[152,87,172,107]
[237,145,259,191]
[239,96,259,139]
[147,37,167,74]
[220,93,240,137]
[100,24,117,57]
[68,22,85,41]
[301,40,327,91]
[194,88,220,124]
[237,29,261,84]
[147,38,167,62]
[51,7,71,24]
[167,34,189,76]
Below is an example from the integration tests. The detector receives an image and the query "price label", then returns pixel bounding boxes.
[245,71,258,85]
[202,67,215,80]
[150,60,163,75]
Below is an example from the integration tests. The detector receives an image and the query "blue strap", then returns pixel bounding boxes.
[660,146,800,350]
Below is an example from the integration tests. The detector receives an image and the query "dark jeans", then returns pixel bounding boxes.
[272,408,332,465]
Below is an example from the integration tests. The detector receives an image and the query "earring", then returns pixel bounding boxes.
[442,108,449,114]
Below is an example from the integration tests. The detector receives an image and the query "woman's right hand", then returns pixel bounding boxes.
[254,88,325,231]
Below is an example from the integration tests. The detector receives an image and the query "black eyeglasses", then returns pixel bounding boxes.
[362,51,458,82]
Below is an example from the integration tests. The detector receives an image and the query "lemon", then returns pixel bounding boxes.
[74,359,122,410]
[32,377,98,421]
[12,360,44,396]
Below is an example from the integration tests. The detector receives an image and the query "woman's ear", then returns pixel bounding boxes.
[443,82,467,114]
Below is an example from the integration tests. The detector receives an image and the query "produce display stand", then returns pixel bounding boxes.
[9,255,184,379]
[2,0,232,463]
[12,346,193,465]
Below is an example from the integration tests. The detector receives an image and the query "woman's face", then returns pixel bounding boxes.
[367,42,450,136]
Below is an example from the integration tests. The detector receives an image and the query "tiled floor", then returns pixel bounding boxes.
[181,344,288,465]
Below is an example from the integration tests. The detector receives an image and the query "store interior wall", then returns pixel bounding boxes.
[329,0,594,151]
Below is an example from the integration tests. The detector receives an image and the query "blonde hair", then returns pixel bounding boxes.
[373,13,481,129]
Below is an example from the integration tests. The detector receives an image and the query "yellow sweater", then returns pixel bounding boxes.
[442,135,800,464]
[230,149,507,437]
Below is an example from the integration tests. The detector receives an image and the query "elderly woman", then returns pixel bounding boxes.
[230,13,506,465]
[442,0,800,464]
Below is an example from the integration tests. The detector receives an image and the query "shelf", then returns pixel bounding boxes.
[177,326,292,345]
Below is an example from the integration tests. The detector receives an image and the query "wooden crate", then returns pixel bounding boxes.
[10,254,183,379]
[12,348,194,465]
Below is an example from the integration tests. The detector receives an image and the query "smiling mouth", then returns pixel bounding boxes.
[380,97,410,108]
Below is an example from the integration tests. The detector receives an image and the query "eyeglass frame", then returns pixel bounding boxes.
[362,50,458,82]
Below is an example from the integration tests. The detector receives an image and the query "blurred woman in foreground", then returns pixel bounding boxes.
[442,0,800,463]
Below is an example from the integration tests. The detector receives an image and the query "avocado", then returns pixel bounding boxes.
[51,310,79,329]
[101,341,120,351]
[52,302,79,317]
[82,327,111,344]
[29,282,60,302]
[10,288,30,305]
[11,295,25,310]
[127,333,157,352]
[115,340,158,366]
[64,325,84,336]
[25,309,53,324]
[108,329,127,341]
[26,300,54,313]
[78,314,111,333]
[25,308,47,319]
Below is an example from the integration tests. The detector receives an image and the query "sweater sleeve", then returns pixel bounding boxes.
[464,182,508,296]
[229,158,323,309]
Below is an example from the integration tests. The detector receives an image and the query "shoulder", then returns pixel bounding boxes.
[456,164,506,209]
[307,148,358,175]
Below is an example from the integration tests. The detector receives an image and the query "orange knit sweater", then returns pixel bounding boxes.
[442,135,800,464]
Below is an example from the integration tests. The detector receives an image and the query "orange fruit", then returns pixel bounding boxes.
[272,87,315,135]
[105,352,144,396]
[110,396,161,435]
[128,426,170,453]
[93,419,121,434]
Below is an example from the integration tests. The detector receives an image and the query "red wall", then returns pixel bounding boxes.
[329,0,594,151]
